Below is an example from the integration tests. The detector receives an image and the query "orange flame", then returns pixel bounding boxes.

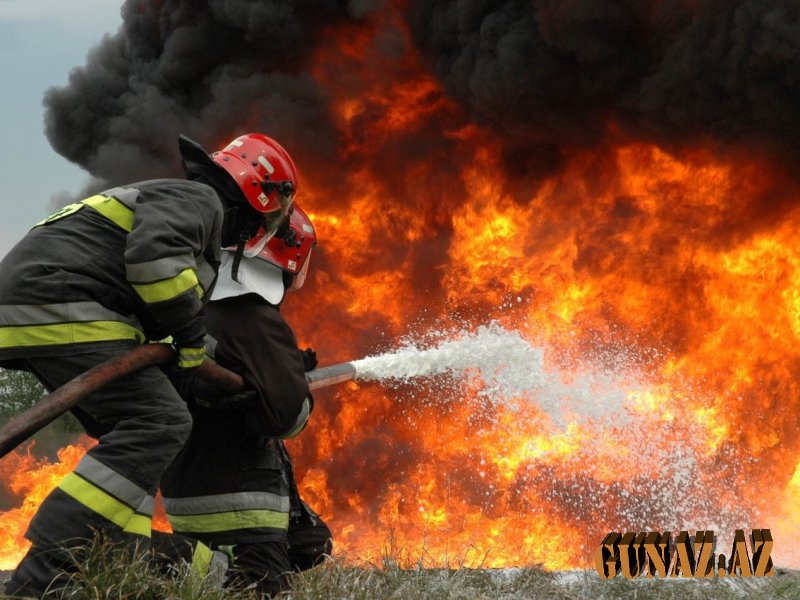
[0,438,95,570]
[0,437,173,570]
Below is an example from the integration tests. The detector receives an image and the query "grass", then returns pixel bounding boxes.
[1,538,798,600]
[0,537,256,600]
[285,560,800,600]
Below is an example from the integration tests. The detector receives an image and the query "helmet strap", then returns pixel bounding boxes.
[231,232,249,284]
[220,206,242,248]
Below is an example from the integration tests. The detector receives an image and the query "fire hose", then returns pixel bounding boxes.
[0,344,356,459]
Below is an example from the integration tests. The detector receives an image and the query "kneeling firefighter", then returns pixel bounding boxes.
[1,132,299,598]
[154,203,332,597]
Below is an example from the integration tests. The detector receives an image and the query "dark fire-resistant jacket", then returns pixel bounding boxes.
[160,293,312,546]
[0,179,222,363]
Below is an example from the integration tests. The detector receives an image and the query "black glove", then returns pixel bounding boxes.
[301,348,318,372]
[172,319,207,371]
[194,389,260,410]
[168,371,196,402]
[165,319,207,401]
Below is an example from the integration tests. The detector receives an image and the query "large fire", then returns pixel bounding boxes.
[2,0,800,574]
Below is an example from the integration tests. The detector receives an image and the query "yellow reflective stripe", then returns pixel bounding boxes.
[82,195,135,232]
[191,542,213,577]
[123,513,153,538]
[0,321,145,348]
[179,347,205,359]
[168,509,289,533]
[178,346,205,369]
[34,202,84,227]
[74,455,150,509]
[132,268,199,304]
[32,194,135,230]
[59,473,150,537]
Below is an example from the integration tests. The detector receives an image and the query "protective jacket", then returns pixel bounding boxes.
[160,293,312,546]
[1,178,224,598]
[0,179,222,363]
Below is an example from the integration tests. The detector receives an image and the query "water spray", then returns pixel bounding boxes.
[0,324,544,458]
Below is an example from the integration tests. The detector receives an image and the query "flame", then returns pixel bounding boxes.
[0,438,95,570]
[0,437,173,570]
[3,0,800,573]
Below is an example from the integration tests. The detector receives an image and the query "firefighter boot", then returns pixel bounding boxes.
[4,544,73,599]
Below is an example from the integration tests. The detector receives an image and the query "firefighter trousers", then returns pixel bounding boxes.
[4,344,192,598]
[151,503,332,598]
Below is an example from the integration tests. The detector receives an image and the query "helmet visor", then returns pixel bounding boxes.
[289,248,312,292]
[261,184,295,241]
[242,230,269,258]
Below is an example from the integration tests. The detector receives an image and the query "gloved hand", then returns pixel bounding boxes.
[196,388,259,410]
[163,363,200,402]
[172,319,207,370]
[181,368,258,410]
[301,347,318,372]
[167,319,207,400]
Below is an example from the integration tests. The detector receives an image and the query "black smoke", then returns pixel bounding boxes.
[44,0,800,192]
[43,0,381,189]
[406,0,800,163]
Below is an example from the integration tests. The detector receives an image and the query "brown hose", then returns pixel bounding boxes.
[0,344,243,459]
[0,345,361,459]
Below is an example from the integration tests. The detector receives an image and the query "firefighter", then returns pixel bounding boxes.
[0,132,299,598]
[155,203,332,597]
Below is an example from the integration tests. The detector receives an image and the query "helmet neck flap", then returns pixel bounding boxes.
[212,203,317,305]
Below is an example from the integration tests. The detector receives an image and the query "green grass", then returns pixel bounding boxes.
[1,539,798,600]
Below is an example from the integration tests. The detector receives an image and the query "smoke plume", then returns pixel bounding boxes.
[407,0,800,159]
[43,0,800,201]
[43,0,378,189]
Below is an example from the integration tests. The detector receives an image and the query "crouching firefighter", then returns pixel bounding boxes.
[0,132,299,598]
[153,203,332,598]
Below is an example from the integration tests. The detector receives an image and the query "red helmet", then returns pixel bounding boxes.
[255,204,317,292]
[212,133,298,235]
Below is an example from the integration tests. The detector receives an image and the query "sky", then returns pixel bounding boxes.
[0,0,124,258]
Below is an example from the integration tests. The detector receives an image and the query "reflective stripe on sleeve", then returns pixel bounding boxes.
[0,302,142,328]
[33,190,138,229]
[99,186,139,210]
[82,195,135,232]
[178,346,205,369]
[0,302,146,349]
[0,321,145,348]
[33,202,84,226]
[126,255,196,284]
[131,268,201,304]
